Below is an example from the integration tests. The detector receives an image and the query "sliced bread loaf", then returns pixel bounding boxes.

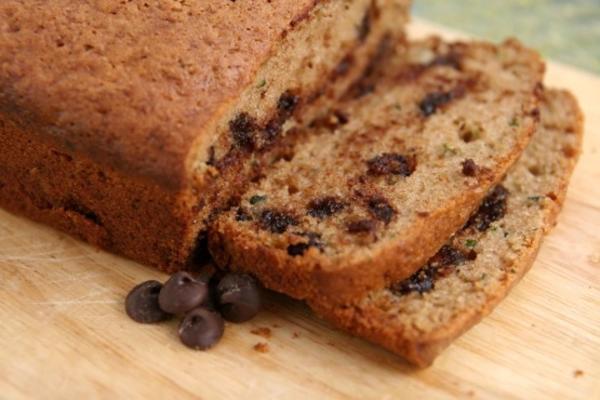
[309,89,583,366]
[0,0,409,271]
[208,37,545,303]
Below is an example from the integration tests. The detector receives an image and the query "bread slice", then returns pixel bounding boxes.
[0,0,410,271]
[309,89,584,366]
[208,37,545,303]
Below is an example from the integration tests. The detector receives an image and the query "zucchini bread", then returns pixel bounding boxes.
[208,37,545,303]
[310,89,583,366]
[0,0,410,271]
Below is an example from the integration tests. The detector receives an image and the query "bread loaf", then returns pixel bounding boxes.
[0,0,410,270]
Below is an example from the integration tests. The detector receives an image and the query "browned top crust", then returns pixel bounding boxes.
[0,0,322,188]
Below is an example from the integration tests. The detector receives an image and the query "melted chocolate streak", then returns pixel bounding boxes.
[391,185,509,296]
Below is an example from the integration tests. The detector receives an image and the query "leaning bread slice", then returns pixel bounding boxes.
[310,89,583,366]
[209,37,544,303]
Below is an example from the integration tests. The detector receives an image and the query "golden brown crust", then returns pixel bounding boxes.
[309,89,584,366]
[0,110,194,269]
[208,37,545,303]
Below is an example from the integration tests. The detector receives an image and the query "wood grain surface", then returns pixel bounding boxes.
[0,20,598,399]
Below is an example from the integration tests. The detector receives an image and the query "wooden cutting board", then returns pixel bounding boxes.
[1,20,598,399]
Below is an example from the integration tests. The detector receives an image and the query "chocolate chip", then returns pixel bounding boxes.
[466,249,478,261]
[391,245,471,295]
[467,185,509,231]
[260,209,298,233]
[277,90,299,119]
[347,219,377,234]
[367,197,395,224]
[262,91,300,141]
[263,117,283,140]
[390,267,436,295]
[430,245,466,268]
[307,197,345,219]
[158,271,209,315]
[462,159,478,177]
[125,280,171,323]
[287,242,311,256]
[216,273,261,323]
[235,207,252,221]
[367,153,416,176]
[419,91,454,117]
[229,112,257,149]
[178,308,224,350]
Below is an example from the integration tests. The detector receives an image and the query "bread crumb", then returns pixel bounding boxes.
[588,251,600,266]
[251,327,272,339]
[574,369,584,378]
[254,342,269,353]
[292,332,300,338]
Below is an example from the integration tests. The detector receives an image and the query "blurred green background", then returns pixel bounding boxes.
[412,0,600,74]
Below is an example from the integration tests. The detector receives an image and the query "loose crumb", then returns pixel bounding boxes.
[250,327,272,339]
[292,332,300,338]
[574,369,584,378]
[254,342,269,353]
[588,252,600,265]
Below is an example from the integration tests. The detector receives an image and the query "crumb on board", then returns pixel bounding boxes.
[250,327,272,339]
[254,342,269,353]
[574,369,584,378]
[292,332,300,338]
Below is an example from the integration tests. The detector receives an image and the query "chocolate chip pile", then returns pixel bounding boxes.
[125,267,261,350]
